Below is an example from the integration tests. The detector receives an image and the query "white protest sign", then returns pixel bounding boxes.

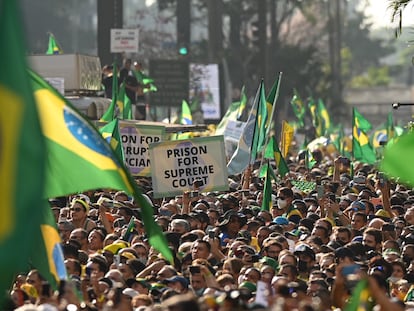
[149,136,229,198]
[119,122,165,176]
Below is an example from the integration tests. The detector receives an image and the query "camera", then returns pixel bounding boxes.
[208,230,216,239]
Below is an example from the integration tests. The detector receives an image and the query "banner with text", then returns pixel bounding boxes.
[120,122,165,176]
[149,136,228,198]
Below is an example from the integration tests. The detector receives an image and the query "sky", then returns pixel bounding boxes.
[365,0,414,29]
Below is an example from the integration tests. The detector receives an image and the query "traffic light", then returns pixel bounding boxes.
[178,45,188,55]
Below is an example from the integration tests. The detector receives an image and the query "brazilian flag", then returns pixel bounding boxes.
[46,33,63,55]
[30,70,173,264]
[99,118,125,162]
[263,136,289,177]
[0,0,57,303]
[352,108,376,164]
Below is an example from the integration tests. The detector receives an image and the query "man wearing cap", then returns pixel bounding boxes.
[165,276,190,294]
[294,244,316,281]
[277,187,302,224]
[218,210,247,246]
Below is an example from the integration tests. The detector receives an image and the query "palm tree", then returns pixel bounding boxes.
[389,0,413,36]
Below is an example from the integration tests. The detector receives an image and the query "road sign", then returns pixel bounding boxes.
[110,29,139,53]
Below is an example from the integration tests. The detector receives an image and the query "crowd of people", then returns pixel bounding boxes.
[6,147,414,311]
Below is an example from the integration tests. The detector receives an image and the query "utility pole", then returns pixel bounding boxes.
[208,0,223,63]
[257,1,267,85]
[97,0,123,67]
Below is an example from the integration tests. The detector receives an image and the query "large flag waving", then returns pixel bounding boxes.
[46,33,63,55]
[381,130,414,187]
[352,108,376,164]
[0,0,64,303]
[30,71,173,263]
[227,82,261,175]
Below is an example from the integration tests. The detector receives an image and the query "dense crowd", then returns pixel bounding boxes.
[6,148,414,311]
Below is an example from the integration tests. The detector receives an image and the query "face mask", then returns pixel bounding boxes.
[277,199,288,209]
[137,257,147,265]
[298,260,308,272]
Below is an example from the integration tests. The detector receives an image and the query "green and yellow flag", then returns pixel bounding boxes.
[308,97,331,137]
[290,89,306,128]
[352,108,376,164]
[31,201,67,290]
[30,71,173,263]
[344,279,373,311]
[0,0,65,303]
[381,130,414,187]
[101,63,118,121]
[264,136,289,178]
[100,118,124,162]
[46,33,63,55]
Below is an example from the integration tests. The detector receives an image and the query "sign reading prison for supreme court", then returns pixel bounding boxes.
[149,136,228,198]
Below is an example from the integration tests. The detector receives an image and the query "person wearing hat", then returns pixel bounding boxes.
[276,187,303,225]
[69,198,96,232]
[164,275,190,294]
[294,244,316,281]
[128,277,150,295]
[218,210,247,246]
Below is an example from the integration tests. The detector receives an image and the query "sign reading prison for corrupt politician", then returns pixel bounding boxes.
[120,122,165,177]
[149,136,228,198]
